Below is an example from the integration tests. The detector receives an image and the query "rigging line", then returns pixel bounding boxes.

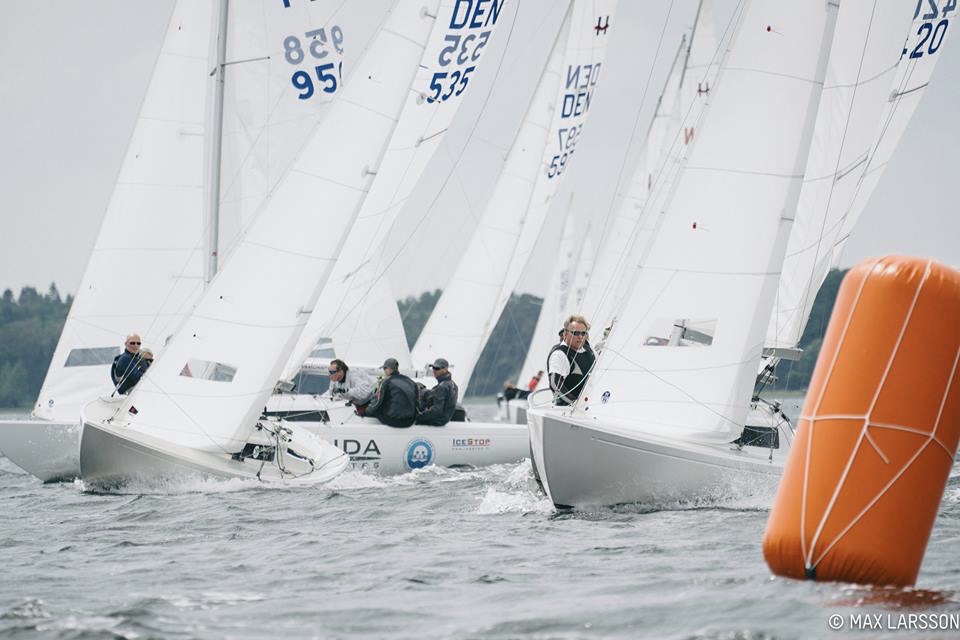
[218,1,387,221]
[320,3,527,338]
[581,0,682,318]
[805,259,930,567]
[793,0,880,352]
[586,0,746,325]
[832,23,925,264]
[596,346,749,430]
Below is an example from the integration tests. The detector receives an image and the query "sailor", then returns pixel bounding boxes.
[365,357,419,428]
[327,359,376,414]
[526,370,544,391]
[547,315,595,406]
[111,333,145,394]
[416,358,459,426]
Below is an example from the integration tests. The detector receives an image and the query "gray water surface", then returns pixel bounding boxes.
[2,399,959,639]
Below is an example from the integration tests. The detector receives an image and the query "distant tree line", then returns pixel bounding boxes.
[0,271,848,407]
[0,285,71,408]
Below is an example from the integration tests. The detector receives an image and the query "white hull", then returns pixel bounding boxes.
[528,406,790,509]
[0,418,80,482]
[79,399,348,489]
[267,395,530,475]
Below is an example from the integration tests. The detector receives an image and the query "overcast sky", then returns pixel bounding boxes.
[1,1,958,301]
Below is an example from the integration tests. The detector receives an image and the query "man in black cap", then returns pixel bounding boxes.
[416,357,459,426]
[365,357,419,428]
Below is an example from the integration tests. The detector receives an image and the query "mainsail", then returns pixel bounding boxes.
[576,0,839,442]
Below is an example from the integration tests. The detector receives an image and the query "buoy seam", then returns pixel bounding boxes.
[800,259,878,563]
[805,259,930,569]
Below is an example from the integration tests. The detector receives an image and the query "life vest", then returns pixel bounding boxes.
[547,342,595,405]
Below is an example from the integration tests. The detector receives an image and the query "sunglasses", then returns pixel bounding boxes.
[127,341,141,345]
[328,369,339,375]
[567,330,588,337]
[144,359,154,363]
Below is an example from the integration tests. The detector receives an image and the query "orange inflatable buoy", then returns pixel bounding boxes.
[764,256,960,587]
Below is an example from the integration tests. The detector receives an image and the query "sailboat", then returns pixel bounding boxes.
[0,2,215,482]
[257,0,535,475]
[76,0,473,486]
[0,0,388,482]
[527,0,931,508]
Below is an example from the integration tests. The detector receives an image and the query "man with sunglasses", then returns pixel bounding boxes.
[327,358,375,413]
[547,315,596,406]
[111,333,145,394]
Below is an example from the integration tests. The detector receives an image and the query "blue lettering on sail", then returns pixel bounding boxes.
[282,24,347,101]
[427,0,504,103]
[902,0,954,59]
[450,0,504,29]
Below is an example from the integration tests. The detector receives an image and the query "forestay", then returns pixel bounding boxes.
[33,3,209,422]
[576,1,838,443]
[767,0,952,351]
[119,1,435,453]
[411,0,616,393]
[582,0,720,333]
[519,197,578,389]
[281,0,510,377]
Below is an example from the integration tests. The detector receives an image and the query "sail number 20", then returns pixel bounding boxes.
[904,0,955,59]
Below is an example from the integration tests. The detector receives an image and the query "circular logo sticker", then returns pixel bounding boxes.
[404,438,434,470]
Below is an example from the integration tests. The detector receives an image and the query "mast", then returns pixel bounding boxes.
[205,0,229,284]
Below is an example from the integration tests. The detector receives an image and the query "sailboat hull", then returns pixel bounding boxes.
[267,397,529,475]
[529,409,786,509]
[0,419,80,482]
[80,402,348,489]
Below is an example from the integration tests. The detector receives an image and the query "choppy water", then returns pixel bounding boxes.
[3,398,960,639]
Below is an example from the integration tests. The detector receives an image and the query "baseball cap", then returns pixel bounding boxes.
[429,357,449,369]
[382,357,399,370]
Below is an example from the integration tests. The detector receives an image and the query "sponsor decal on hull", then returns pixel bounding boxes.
[404,438,434,470]
[333,438,381,471]
[451,437,491,451]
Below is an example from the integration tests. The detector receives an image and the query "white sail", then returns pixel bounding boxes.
[576,0,838,442]
[411,0,616,393]
[117,0,442,453]
[216,2,391,263]
[280,0,510,378]
[518,197,578,389]
[33,3,210,422]
[581,1,719,332]
[766,1,948,351]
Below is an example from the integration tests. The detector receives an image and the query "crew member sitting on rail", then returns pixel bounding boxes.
[366,358,419,428]
[416,358,459,426]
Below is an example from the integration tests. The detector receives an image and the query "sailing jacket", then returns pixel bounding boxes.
[112,349,145,395]
[547,341,595,406]
[416,372,459,426]
[330,369,376,405]
[366,372,418,428]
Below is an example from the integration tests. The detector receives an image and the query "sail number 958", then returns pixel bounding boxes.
[284,26,345,100]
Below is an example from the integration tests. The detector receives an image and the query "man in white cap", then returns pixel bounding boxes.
[366,357,419,428]
[416,357,459,426]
